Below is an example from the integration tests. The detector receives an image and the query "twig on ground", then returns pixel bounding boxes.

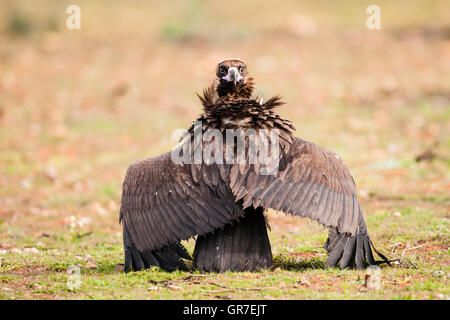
[207,282,228,288]
[402,245,408,257]
[389,242,403,253]
[74,231,92,239]
[149,279,170,285]
[396,258,419,269]
[407,260,419,269]
[201,287,277,293]
[148,274,217,287]
[402,243,426,257]
[405,244,426,251]
[182,274,215,281]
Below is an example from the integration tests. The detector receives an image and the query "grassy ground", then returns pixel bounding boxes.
[0,0,449,299]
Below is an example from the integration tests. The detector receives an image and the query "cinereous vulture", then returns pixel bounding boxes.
[119,59,389,273]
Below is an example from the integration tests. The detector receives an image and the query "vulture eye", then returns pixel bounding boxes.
[239,65,245,73]
[219,66,227,75]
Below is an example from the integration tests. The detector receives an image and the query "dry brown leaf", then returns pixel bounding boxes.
[167,284,183,290]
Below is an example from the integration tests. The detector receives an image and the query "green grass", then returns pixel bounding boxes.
[0,0,449,300]
[0,202,448,299]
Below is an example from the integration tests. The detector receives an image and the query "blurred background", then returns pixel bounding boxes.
[0,0,448,299]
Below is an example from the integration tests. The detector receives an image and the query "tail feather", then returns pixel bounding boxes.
[324,227,391,269]
[339,236,357,269]
[193,207,273,272]
[363,234,376,265]
[354,234,366,269]
[370,238,391,263]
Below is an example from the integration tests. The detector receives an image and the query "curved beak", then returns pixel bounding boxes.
[222,67,243,85]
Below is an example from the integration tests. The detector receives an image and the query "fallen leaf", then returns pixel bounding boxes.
[43,166,58,181]
[215,295,233,300]
[167,284,183,290]
[114,264,124,272]
[432,270,445,278]
[298,279,311,287]
[147,286,161,292]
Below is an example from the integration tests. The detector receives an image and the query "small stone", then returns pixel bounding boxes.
[92,202,107,216]
[298,279,311,287]
[167,284,183,290]
[432,270,445,278]
[23,247,40,254]
[364,265,382,290]
[20,178,32,189]
[393,211,402,217]
[43,166,58,181]
[114,264,124,272]
[85,261,98,269]
[147,286,161,292]
[358,189,369,198]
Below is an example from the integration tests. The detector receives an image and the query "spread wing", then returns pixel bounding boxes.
[230,137,367,236]
[120,151,244,252]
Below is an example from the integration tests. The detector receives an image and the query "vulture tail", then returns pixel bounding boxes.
[324,227,391,269]
[193,207,273,272]
[122,221,191,273]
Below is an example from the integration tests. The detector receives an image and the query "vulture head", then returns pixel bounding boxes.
[215,59,254,98]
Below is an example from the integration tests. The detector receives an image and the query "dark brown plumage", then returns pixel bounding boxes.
[119,59,389,273]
